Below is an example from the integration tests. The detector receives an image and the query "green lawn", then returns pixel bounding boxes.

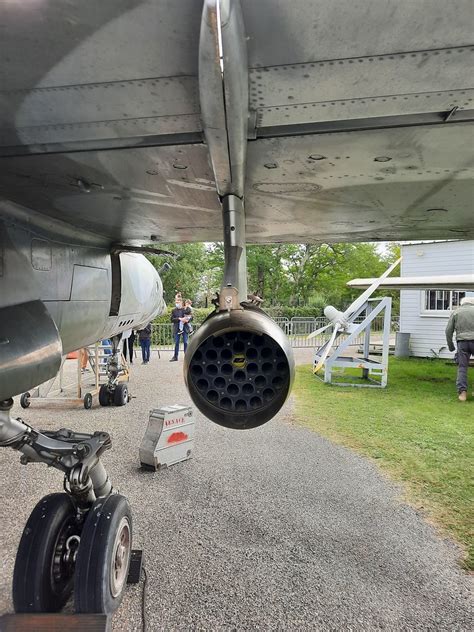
[293,358,474,570]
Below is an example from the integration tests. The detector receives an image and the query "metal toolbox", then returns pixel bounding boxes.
[139,405,194,470]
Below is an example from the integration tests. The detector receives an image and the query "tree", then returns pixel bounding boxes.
[147,243,210,305]
[148,240,402,314]
[313,242,402,313]
[277,244,350,306]
[246,245,288,303]
[207,243,289,304]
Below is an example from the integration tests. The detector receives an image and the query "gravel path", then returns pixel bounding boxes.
[0,350,472,630]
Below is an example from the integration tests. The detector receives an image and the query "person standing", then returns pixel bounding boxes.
[170,298,187,361]
[446,296,474,401]
[122,329,135,364]
[79,347,89,374]
[128,330,136,364]
[177,299,193,336]
[137,323,152,364]
[183,299,194,335]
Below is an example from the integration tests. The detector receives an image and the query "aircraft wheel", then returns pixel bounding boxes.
[20,392,31,409]
[99,384,110,407]
[114,383,128,407]
[74,494,132,614]
[13,493,80,613]
[83,393,93,409]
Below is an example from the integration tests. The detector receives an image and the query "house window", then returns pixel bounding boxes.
[451,291,466,308]
[423,290,466,313]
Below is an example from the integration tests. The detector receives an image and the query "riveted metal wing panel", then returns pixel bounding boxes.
[0,145,221,244]
[242,0,473,66]
[0,0,203,152]
[241,0,474,131]
[239,0,474,243]
[244,124,474,243]
[0,0,473,245]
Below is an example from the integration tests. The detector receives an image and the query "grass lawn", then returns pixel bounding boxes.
[293,357,474,570]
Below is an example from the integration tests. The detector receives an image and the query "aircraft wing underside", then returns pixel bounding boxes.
[0,0,473,245]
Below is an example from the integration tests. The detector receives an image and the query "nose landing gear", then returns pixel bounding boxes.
[13,492,133,615]
[99,335,131,407]
[0,398,133,615]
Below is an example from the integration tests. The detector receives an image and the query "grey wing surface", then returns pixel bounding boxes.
[1,0,473,245]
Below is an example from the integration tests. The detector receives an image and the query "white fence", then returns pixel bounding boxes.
[272,316,398,348]
[146,316,399,352]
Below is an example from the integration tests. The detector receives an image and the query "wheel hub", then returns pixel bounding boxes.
[52,521,80,588]
[110,517,131,598]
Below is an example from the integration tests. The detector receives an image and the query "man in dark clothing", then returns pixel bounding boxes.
[137,323,152,364]
[122,329,135,364]
[170,299,188,361]
[446,296,474,401]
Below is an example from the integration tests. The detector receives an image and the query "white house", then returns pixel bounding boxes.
[399,240,474,359]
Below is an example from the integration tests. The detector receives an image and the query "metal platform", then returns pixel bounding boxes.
[20,343,129,409]
[313,297,392,388]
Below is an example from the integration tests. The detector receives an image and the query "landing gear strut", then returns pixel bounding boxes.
[99,335,131,407]
[0,398,132,614]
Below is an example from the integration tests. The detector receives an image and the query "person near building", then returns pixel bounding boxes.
[137,324,152,364]
[446,296,474,401]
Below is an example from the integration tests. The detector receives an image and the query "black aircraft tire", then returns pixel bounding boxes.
[99,384,110,407]
[13,493,79,613]
[74,494,132,614]
[20,392,31,408]
[114,383,128,407]
[83,392,93,409]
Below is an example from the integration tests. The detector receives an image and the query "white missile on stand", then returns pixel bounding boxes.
[308,258,402,372]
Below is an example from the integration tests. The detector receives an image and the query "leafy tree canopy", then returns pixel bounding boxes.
[147,243,213,305]
[148,242,401,315]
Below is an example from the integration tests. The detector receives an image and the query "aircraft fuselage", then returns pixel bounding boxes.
[0,209,165,400]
